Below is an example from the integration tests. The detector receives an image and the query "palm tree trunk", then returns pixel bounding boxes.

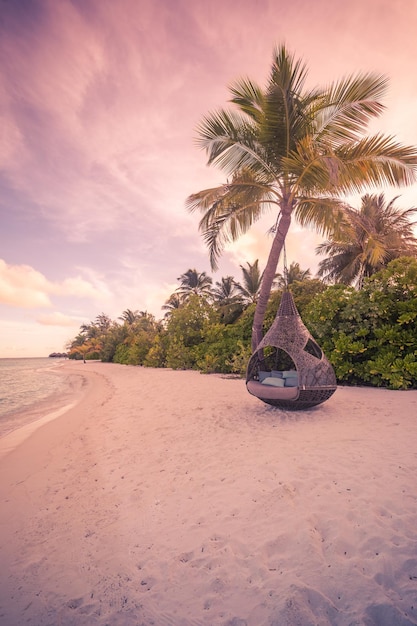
[251,210,292,351]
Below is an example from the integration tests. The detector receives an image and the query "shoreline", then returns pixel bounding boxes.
[0,362,87,440]
[1,361,417,625]
[0,401,78,461]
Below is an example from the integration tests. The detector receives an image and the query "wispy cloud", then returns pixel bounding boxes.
[36,311,82,327]
[2,0,417,355]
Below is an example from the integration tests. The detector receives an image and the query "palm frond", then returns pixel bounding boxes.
[317,245,363,285]
[270,44,309,96]
[314,73,388,145]
[229,77,265,122]
[196,109,277,178]
[285,133,417,196]
[335,134,417,192]
[283,137,344,193]
[294,196,350,237]
[262,46,320,159]
[186,174,278,270]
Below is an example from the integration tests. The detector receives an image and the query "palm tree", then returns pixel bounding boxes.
[213,275,244,323]
[316,193,417,288]
[176,269,213,300]
[275,261,312,289]
[235,260,264,304]
[94,313,112,332]
[212,276,241,302]
[79,322,98,339]
[119,309,141,325]
[162,293,183,318]
[79,313,112,339]
[186,44,417,350]
[68,337,102,363]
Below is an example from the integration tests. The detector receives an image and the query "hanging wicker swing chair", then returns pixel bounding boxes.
[246,289,337,410]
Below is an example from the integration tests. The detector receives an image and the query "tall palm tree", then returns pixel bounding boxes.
[235,260,264,304]
[176,269,213,300]
[316,193,417,288]
[186,44,417,350]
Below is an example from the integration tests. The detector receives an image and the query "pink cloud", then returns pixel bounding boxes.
[36,312,81,327]
[0,259,108,309]
[0,259,52,308]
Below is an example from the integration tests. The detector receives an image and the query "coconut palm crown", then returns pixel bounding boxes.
[186,44,417,350]
[235,259,264,304]
[175,268,213,300]
[316,193,417,288]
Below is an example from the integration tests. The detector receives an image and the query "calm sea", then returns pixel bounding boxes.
[0,357,71,437]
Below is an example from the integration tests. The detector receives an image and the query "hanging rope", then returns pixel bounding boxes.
[283,240,289,290]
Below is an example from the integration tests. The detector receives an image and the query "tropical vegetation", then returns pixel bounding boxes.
[66,254,417,390]
[186,44,417,351]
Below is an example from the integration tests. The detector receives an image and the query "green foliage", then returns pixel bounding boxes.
[165,337,197,370]
[98,324,127,362]
[127,330,156,365]
[113,343,131,365]
[194,323,250,375]
[111,313,161,366]
[226,340,253,376]
[66,257,417,390]
[289,279,327,315]
[304,257,417,389]
[144,334,166,368]
[161,295,254,374]
[164,295,218,369]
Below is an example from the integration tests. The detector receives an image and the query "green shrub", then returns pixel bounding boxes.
[304,257,417,389]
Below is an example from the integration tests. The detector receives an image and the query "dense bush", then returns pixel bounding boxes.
[304,257,417,389]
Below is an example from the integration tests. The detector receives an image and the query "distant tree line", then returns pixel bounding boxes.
[66,250,417,390]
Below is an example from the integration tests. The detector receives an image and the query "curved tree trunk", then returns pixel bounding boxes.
[251,209,292,352]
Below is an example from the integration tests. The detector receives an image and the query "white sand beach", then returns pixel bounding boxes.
[0,361,416,626]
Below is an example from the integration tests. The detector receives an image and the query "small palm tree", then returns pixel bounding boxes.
[69,338,102,363]
[162,293,183,318]
[212,276,241,303]
[235,260,264,304]
[119,309,140,325]
[213,276,245,323]
[176,269,213,300]
[94,313,112,332]
[275,261,312,289]
[187,44,417,350]
[316,193,417,287]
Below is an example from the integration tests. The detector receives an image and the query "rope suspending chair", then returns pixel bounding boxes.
[246,249,337,410]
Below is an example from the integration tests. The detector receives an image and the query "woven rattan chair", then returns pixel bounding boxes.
[246,290,337,410]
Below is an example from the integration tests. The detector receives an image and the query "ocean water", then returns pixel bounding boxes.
[0,357,70,437]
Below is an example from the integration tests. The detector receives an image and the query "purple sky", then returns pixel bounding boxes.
[1,0,417,357]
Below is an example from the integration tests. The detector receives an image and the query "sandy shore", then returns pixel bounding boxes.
[0,361,416,626]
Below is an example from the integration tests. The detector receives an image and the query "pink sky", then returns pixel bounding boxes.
[1,0,417,357]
